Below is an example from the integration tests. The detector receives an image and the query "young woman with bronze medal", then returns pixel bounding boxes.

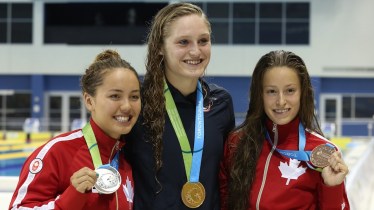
[220,50,350,210]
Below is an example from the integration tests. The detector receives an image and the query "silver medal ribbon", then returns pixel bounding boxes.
[83,123,122,194]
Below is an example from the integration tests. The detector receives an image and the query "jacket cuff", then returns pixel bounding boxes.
[320,182,344,205]
[56,185,89,210]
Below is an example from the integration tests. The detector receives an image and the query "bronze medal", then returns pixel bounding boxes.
[310,144,336,168]
[181,182,205,208]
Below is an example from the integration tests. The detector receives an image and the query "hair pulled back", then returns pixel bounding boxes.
[80,49,139,96]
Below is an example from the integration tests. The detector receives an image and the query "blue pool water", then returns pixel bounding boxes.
[0,158,26,176]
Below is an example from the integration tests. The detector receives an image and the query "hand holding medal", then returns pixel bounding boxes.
[70,165,121,194]
[266,124,348,178]
[320,149,349,187]
[70,167,98,194]
[82,123,122,194]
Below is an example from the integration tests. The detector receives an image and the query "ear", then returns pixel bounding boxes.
[83,92,94,112]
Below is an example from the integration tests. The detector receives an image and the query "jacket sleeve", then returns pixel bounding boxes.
[207,82,235,139]
[318,181,350,209]
[55,185,89,210]
[224,91,235,139]
[219,133,239,210]
[8,146,89,210]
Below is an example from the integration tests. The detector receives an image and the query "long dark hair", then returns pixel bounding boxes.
[227,50,322,210]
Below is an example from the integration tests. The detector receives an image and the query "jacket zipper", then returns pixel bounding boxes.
[109,141,120,210]
[109,141,120,162]
[256,123,278,210]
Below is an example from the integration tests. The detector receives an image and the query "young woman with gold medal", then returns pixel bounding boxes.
[125,3,235,210]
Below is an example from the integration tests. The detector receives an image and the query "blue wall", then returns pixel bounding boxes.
[0,75,31,90]
[1,75,373,136]
[206,76,250,113]
[321,78,374,93]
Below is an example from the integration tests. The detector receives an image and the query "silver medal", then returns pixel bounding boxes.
[94,165,121,194]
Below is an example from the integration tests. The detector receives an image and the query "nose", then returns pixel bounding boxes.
[120,99,131,112]
[276,93,286,106]
[189,42,200,57]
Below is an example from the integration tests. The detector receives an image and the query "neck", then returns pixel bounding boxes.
[266,117,300,144]
[166,75,199,96]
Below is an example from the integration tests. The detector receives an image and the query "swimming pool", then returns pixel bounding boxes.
[0,157,25,176]
[0,138,43,176]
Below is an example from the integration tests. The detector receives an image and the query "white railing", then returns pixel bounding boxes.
[345,137,374,210]
[0,176,18,210]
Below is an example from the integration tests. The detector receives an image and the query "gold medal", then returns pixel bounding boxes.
[310,144,336,168]
[181,182,205,208]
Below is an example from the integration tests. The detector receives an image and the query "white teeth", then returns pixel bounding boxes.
[274,109,289,113]
[185,60,201,65]
[116,116,129,122]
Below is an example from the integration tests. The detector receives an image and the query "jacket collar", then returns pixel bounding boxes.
[89,118,125,157]
[265,117,300,147]
[166,78,210,106]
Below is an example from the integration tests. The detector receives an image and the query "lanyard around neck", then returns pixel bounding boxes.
[265,122,323,171]
[164,80,205,182]
[266,123,310,160]
[82,122,119,170]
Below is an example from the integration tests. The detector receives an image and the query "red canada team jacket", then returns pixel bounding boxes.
[220,117,350,210]
[9,119,134,210]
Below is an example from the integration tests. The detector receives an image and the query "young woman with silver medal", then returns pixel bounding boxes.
[9,50,141,210]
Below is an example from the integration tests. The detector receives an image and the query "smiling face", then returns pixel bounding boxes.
[84,68,141,139]
[162,14,211,85]
[263,66,301,125]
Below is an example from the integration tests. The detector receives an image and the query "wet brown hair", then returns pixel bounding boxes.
[80,49,140,96]
[227,50,323,210]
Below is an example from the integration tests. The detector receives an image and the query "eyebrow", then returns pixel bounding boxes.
[264,84,297,87]
[175,33,210,39]
[131,89,141,93]
[108,89,140,93]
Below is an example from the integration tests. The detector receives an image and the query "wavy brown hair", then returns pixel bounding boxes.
[142,2,211,189]
[227,50,323,210]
